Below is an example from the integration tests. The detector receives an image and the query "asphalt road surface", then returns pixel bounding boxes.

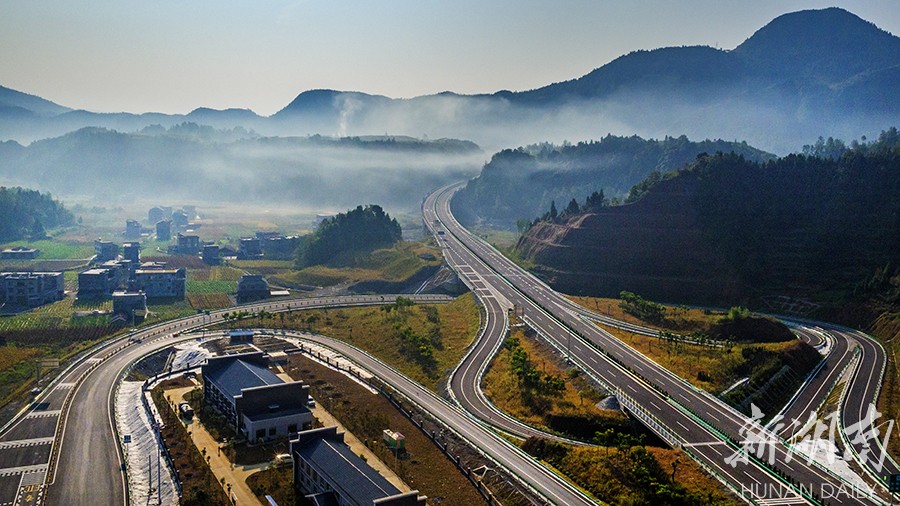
[0,295,447,506]
[425,182,891,505]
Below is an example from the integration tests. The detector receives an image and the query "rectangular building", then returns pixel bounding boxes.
[112,290,147,318]
[125,219,142,238]
[291,427,427,506]
[0,247,40,260]
[122,242,141,263]
[237,275,270,304]
[202,352,313,443]
[77,268,121,298]
[156,220,172,241]
[133,268,185,298]
[202,244,220,265]
[0,272,65,308]
[238,237,263,260]
[94,240,119,262]
[176,233,200,255]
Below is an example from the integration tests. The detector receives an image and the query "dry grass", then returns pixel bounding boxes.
[277,241,442,287]
[871,310,900,462]
[481,326,741,504]
[482,327,614,430]
[598,323,795,392]
[568,295,725,332]
[188,266,244,282]
[226,294,480,392]
[0,347,43,372]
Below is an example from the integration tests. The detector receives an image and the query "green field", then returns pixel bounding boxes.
[271,241,442,288]
[0,240,94,259]
[185,279,238,294]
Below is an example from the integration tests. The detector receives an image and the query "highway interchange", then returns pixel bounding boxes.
[0,182,895,505]
[425,182,898,505]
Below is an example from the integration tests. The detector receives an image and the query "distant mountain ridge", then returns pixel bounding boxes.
[1,8,898,152]
[0,85,72,117]
[0,125,482,210]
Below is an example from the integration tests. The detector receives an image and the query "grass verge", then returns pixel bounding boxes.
[273,241,442,288]
[221,294,480,392]
[480,324,739,504]
[264,353,487,505]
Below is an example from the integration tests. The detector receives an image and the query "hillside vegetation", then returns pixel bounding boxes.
[296,204,401,268]
[452,134,772,228]
[516,128,900,306]
[0,187,73,242]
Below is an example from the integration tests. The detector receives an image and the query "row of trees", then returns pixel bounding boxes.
[504,336,566,394]
[520,190,611,232]
[381,297,441,372]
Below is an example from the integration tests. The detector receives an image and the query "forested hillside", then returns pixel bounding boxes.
[515,128,900,307]
[0,187,73,242]
[452,134,772,228]
[296,205,402,268]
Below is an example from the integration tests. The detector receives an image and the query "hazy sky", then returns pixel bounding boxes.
[2,1,898,116]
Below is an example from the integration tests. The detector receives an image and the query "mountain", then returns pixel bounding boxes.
[514,129,900,307]
[451,134,773,227]
[267,8,899,153]
[0,126,482,211]
[0,86,71,117]
[1,8,897,152]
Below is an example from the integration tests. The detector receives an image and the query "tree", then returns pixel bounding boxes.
[29,219,46,240]
[516,218,532,234]
[564,198,580,216]
[584,190,606,211]
[548,201,558,221]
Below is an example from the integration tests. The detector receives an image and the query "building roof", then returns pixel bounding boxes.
[243,407,309,422]
[295,433,401,504]
[81,268,109,275]
[112,290,145,298]
[0,271,62,278]
[204,356,283,399]
[135,269,184,275]
[307,492,340,506]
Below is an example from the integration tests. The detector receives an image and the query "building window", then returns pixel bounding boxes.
[288,424,297,433]
[256,429,265,440]
[268,427,276,437]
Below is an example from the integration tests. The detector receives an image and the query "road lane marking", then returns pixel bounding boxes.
[0,465,47,477]
[0,438,54,449]
[23,411,60,419]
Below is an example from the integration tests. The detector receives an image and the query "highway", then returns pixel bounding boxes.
[425,182,890,505]
[2,180,893,505]
[280,331,596,505]
[562,283,900,487]
[0,295,449,506]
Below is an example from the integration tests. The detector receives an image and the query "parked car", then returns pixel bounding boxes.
[274,453,293,467]
[178,402,194,419]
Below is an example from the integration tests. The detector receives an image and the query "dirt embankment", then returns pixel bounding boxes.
[515,175,743,303]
